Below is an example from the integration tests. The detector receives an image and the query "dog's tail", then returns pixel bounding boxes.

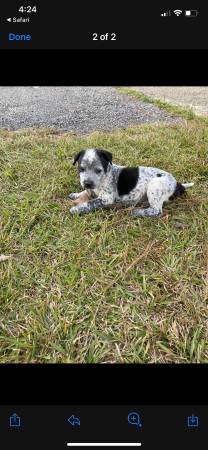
[170,181,194,200]
[181,182,194,189]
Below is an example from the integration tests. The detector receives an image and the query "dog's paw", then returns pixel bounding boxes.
[68,193,78,200]
[132,208,142,217]
[70,206,80,215]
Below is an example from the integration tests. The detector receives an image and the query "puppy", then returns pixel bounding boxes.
[69,148,194,217]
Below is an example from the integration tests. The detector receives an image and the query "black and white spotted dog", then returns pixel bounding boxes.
[69,148,194,217]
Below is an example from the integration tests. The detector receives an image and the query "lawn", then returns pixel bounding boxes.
[0,114,208,363]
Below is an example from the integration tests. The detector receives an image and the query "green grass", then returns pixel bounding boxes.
[0,121,208,363]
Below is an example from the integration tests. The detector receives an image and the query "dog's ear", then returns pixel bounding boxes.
[96,149,113,164]
[73,150,85,165]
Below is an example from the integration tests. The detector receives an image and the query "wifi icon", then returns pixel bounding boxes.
[173,9,183,16]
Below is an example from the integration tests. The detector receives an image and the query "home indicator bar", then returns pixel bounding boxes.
[66,445,142,447]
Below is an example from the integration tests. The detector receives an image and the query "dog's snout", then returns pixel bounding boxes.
[84,181,94,189]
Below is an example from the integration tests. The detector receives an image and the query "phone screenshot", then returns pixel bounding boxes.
[0,1,207,449]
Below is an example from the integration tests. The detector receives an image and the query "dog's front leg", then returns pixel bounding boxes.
[68,191,86,200]
[70,198,109,216]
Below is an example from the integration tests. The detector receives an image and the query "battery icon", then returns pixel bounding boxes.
[185,10,199,17]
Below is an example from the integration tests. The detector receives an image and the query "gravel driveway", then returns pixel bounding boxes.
[0,86,183,133]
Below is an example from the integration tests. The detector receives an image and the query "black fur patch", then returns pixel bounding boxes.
[73,150,85,165]
[170,182,186,200]
[96,149,113,173]
[117,167,139,196]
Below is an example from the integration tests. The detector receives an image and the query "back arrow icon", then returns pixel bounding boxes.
[7,18,12,22]
[67,415,81,426]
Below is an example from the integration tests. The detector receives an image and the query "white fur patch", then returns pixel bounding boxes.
[82,149,96,164]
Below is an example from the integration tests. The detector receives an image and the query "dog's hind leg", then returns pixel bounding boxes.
[132,205,163,217]
[132,175,176,217]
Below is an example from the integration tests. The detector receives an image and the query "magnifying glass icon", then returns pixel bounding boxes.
[127,412,142,428]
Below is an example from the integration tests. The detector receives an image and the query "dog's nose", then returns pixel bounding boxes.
[84,181,94,189]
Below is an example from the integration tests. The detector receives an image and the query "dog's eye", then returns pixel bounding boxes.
[79,167,85,172]
[95,168,102,174]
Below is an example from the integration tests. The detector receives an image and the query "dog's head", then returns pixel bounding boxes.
[73,148,113,191]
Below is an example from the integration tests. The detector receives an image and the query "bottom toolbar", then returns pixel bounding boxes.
[0,405,206,449]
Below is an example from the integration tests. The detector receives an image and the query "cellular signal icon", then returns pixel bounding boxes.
[161,10,171,16]
[173,9,183,16]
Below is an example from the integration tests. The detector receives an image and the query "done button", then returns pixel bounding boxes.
[9,33,32,41]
